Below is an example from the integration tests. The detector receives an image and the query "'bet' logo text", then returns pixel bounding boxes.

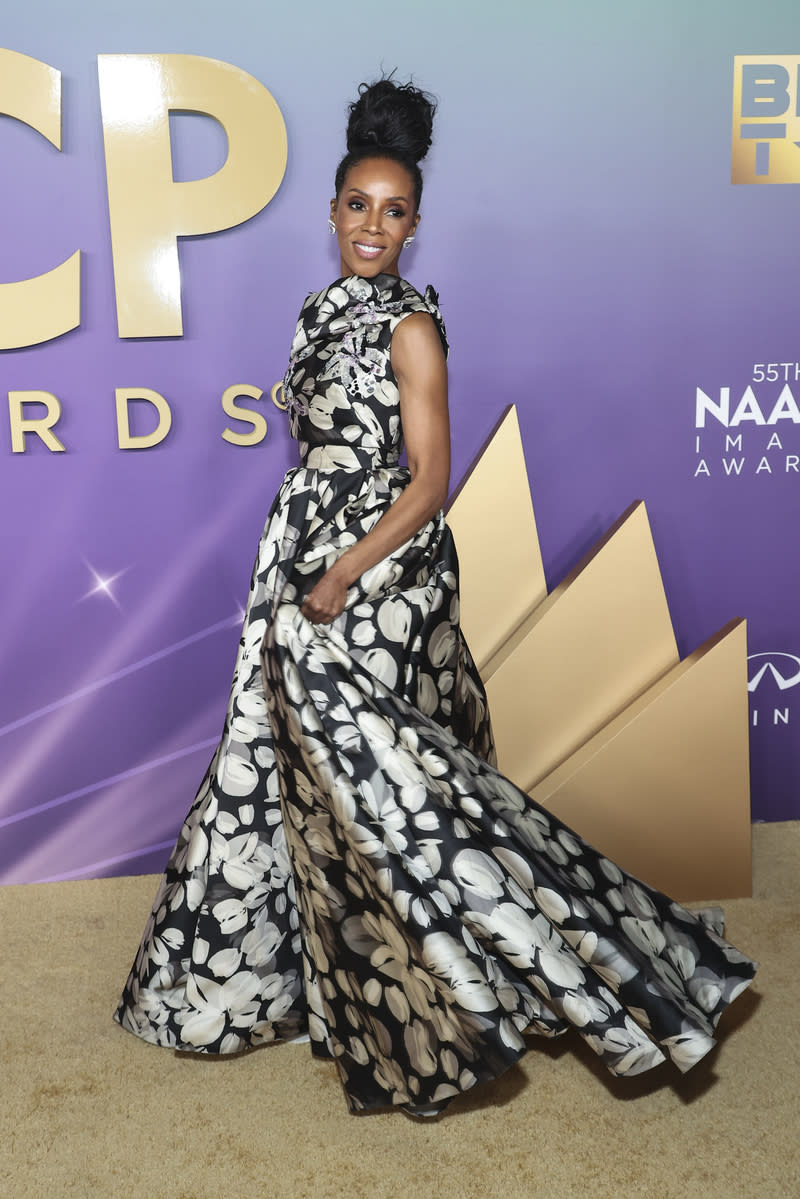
[732,56,800,183]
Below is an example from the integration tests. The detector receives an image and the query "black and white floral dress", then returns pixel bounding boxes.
[115,273,757,1113]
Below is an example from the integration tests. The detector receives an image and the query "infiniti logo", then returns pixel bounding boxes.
[747,652,800,693]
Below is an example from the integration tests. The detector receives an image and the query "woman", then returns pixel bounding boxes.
[115,78,756,1117]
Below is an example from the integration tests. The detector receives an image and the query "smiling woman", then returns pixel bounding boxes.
[329,79,431,279]
[332,158,419,279]
[114,76,757,1123]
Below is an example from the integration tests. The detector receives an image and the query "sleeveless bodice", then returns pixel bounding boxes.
[282,273,448,471]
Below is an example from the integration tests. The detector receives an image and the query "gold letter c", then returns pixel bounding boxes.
[0,49,81,350]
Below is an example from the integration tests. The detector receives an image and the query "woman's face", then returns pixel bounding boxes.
[331,157,420,279]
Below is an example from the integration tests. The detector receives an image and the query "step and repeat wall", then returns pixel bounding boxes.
[1,1,798,884]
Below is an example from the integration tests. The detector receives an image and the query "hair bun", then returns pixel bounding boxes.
[346,77,436,165]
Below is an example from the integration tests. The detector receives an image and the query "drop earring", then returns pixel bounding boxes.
[403,234,415,249]
[328,218,336,235]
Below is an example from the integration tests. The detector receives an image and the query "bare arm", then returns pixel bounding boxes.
[300,310,450,624]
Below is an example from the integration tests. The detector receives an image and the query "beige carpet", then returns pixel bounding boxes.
[2,822,798,1199]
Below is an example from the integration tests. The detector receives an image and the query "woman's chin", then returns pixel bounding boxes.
[341,255,400,279]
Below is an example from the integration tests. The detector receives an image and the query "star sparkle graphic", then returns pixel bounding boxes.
[81,561,128,609]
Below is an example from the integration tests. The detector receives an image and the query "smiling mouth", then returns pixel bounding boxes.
[353,243,384,258]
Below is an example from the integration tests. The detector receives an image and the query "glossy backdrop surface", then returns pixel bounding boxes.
[1,0,799,884]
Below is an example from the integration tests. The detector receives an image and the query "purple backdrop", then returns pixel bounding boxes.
[2,1,799,885]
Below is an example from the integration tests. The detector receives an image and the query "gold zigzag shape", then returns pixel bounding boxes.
[447,405,752,901]
[447,407,546,673]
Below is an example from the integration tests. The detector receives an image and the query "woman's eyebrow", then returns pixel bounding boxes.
[346,188,409,203]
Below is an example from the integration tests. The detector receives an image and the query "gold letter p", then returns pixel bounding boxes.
[98,54,287,338]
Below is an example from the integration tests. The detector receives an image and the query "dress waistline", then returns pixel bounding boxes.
[302,444,401,472]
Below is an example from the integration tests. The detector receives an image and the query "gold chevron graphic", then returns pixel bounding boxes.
[448,405,752,900]
[530,620,751,901]
[448,407,546,673]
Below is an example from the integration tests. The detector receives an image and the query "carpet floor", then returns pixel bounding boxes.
[1,822,797,1199]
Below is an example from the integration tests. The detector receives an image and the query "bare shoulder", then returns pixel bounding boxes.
[391,311,446,378]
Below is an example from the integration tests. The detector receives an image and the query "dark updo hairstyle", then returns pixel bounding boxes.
[334,76,437,211]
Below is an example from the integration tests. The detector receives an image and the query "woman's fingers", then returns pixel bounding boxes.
[301,598,338,624]
[302,570,348,624]
[302,607,329,623]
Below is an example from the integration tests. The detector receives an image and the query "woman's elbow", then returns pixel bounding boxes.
[429,482,449,514]
[408,467,448,513]
[407,454,449,516]
[418,480,448,519]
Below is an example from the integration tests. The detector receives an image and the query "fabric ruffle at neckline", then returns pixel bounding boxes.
[315,274,447,347]
[282,274,448,417]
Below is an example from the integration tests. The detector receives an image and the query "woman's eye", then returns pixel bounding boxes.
[388,208,405,218]
[348,200,365,211]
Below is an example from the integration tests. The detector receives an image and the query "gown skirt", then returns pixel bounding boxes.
[115,274,756,1113]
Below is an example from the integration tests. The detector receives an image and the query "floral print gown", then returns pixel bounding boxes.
[115,273,757,1113]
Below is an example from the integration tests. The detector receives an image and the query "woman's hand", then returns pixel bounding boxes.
[300,562,350,625]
